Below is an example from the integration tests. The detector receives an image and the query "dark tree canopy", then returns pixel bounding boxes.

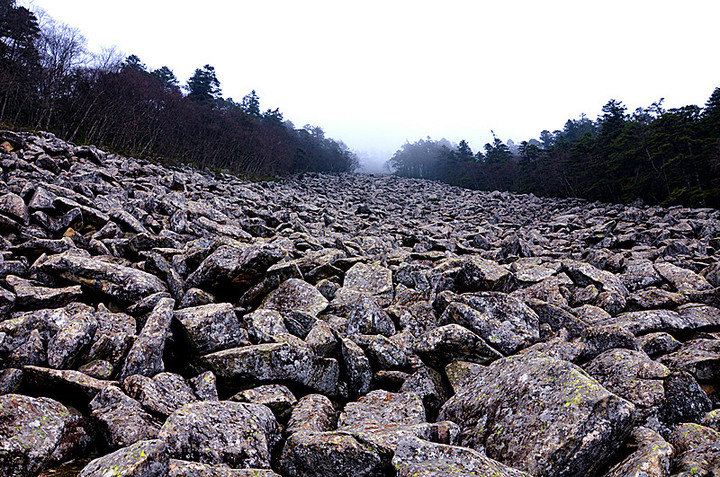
[388,91,720,207]
[186,64,221,102]
[0,6,358,176]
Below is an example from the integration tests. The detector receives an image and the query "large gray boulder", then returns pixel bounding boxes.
[174,302,248,355]
[203,342,339,395]
[0,394,91,477]
[79,439,168,477]
[392,437,531,477]
[439,351,635,476]
[120,297,175,379]
[159,401,281,469]
[35,251,167,303]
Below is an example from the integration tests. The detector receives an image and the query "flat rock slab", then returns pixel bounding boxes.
[203,342,339,395]
[36,251,167,304]
[392,437,531,477]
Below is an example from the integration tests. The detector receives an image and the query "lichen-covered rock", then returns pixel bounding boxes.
[279,431,392,477]
[35,251,167,304]
[159,401,281,469]
[438,293,540,355]
[89,386,162,449]
[120,297,174,379]
[190,371,219,401]
[6,274,82,310]
[0,394,91,477]
[392,437,531,477]
[261,278,328,317]
[667,423,720,476]
[287,394,337,434]
[455,256,511,292]
[3,130,720,477]
[604,427,673,477]
[168,460,282,477]
[585,348,670,415]
[23,365,115,402]
[414,323,503,366]
[439,351,635,476]
[660,339,720,383]
[203,342,340,395]
[78,439,168,477]
[343,262,394,306]
[231,384,297,415]
[174,303,248,355]
[123,372,197,418]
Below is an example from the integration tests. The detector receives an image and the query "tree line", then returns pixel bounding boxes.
[388,94,720,207]
[0,1,358,175]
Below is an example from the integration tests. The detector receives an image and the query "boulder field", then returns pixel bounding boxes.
[0,129,719,476]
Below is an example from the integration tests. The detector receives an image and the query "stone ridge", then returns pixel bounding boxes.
[0,128,719,477]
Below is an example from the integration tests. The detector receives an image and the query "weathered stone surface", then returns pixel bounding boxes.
[392,437,531,477]
[439,352,635,476]
[231,384,297,415]
[0,394,90,477]
[168,460,282,477]
[415,323,503,366]
[287,394,337,434]
[660,339,720,382]
[585,348,670,414]
[438,293,540,355]
[4,129,720,476]
[6,275,82,309]
[604,427,673,477]
[78,439,168,477]
[343,262,394,306]
[123,372,197,418]
[279,431,392,477]
[204,342,340,395]
[159,401,281,469]
[35,251,167,303]
[190,371,219,401]
[23,365,115,402]
[175,302,248,355]
[261,278,328,317]
[89,385,162,449]
[120,297,174,379]
[667,423,720,476]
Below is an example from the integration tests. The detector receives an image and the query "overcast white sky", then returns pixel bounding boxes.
[21,0,720,169]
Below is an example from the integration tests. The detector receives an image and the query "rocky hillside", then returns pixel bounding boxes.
[0,129,719,477]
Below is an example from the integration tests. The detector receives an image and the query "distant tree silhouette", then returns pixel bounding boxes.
[186,64,221,102]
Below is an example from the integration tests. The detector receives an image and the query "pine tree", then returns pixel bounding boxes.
[186,64,221,102]
[242,90,260,116]
[152,66,180,91]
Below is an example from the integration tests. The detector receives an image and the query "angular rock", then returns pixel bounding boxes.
[392,437,531,477]
[123,372,197,418]
[0,394,90,477]
[175,302,248,355]
[203,342,340,395]
[439,351,635,476]
[36,251,167,303]
[439,293,540,355]
[415,323,503,367]
[343,262,393,306]
[231,384,297,415]
[287,394,337,434]
[89,386,162,449]
[120,297,175,379]
[79,439,168,477]
[159,401,281,469]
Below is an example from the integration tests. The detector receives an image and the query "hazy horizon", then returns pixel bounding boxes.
[21,0,720,170]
